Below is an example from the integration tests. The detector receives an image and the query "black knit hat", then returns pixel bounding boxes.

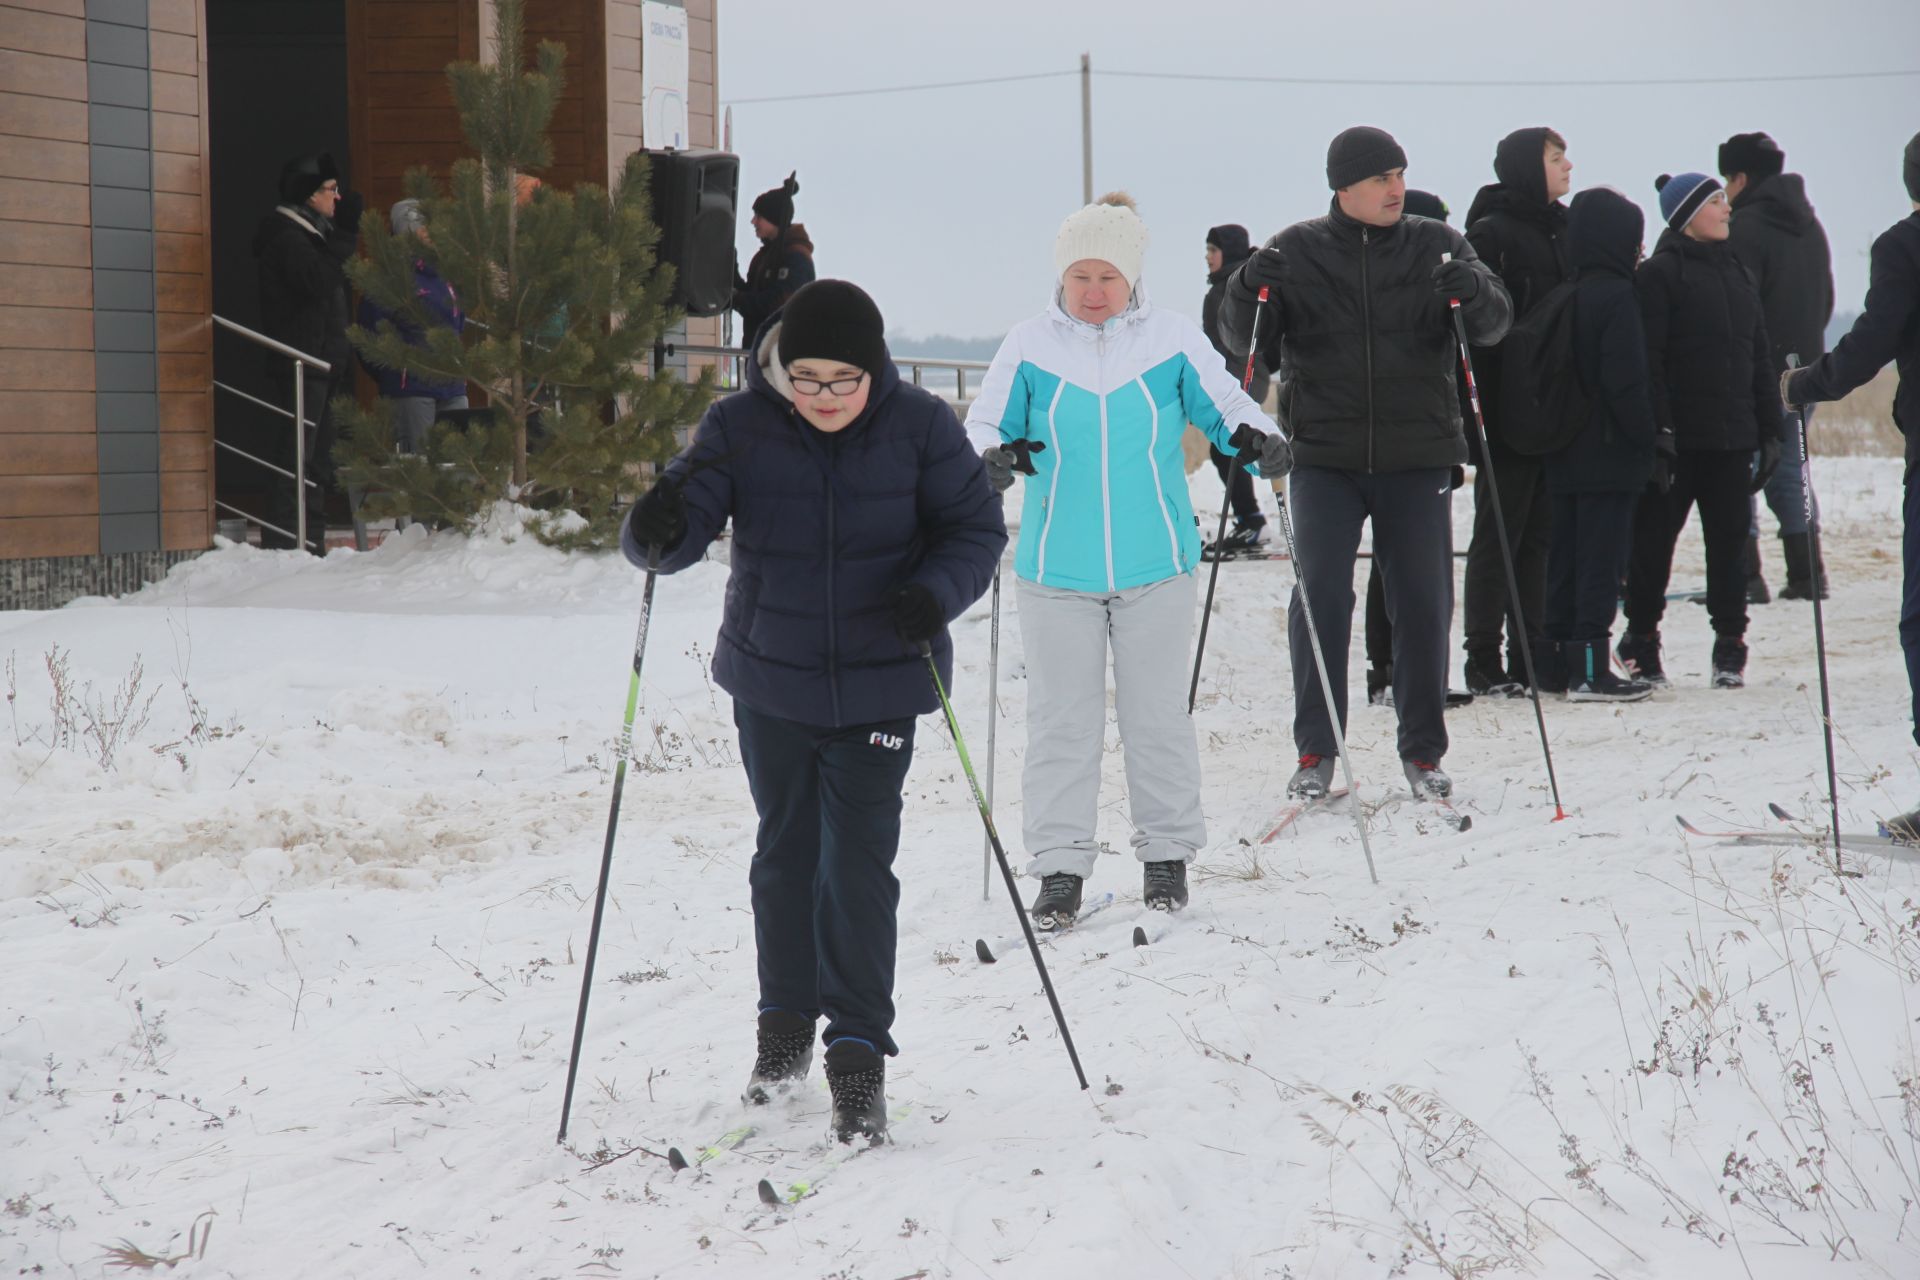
[1403,189,1449,222]
[278,152,339,204]
[1326,126,1408,190]
[752,171,799,227]
[1718,131,1785,181]
[777,279,887,377]
[1906,131,1920,203]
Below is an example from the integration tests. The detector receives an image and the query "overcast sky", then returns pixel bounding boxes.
[716,0,1918,346]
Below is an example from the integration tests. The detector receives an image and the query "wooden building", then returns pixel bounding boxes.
[1,0,721,608]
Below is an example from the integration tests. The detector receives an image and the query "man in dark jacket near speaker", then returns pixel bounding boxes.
[252,152,363,553]
[1620,173,1786,690]
[1201,222,1270,552]
[1222,127,1511,801]
[1460,127,1575,697]
[732,171,816,349]
[1721,131,1835,601]
[1783,132,1920,839]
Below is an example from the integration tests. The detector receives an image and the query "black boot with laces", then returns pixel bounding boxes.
[1028,872,1084,931]
[1143,860,1188,911]
[823,1038,887,1146]
[743,1009,815,1106]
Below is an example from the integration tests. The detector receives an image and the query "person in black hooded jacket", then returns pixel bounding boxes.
[1619,172,1786,689]
[1721,131,1836,600]
[1201,223,1270,551]
[1543,187,1657,703]
[252,152,363,553]
[1460,127,1574,696]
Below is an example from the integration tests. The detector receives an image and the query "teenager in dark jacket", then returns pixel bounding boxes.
[1783,132,1920,838]
[1223,127,1511,801]
[1544,187,1657,702]
[1721,131,1836,600]
[731,172,816,348]
[1460,127,1574,696]
[252,152,363,553]
[621,280,1005,1144]
[1201,222,1270,552]
[1620,173,1787,689]
[354,199,466,455]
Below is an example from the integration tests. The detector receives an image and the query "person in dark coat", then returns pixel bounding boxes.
[1222,127,1512,801]
[354,199,467,455]
[1721,131,1836,600]
[621,280,1005,1144]
[252,152,362,553]
[1783,131,1920,838]
[1200,222,1270,552]
[1459,127,1574,697]
[1543,187,1658,702]
[1619,173,1786,689]
[731,171,816,349]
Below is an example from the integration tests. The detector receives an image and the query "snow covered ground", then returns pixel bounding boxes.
[4,456,1919,1279]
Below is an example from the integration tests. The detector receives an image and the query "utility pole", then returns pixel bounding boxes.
[1079,52,1093,204]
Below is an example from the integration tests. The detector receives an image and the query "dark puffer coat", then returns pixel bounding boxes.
[1727,172,1834,374]
[1788,212,1920,466]
[1636,227,1785,453]
[623,321,1007,728]
[1219,199,1512,473]
[1548,187,1658,495]
[732,224,817,349]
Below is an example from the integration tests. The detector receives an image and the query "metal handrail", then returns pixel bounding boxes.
[662,341,993,400]
[215,498,298,545]
[212,313,330,551]
[213,437,317,487]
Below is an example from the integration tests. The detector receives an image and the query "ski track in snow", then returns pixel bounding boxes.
[3,459,1918,1278]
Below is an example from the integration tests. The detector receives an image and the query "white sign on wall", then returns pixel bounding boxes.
[640,0,690,150]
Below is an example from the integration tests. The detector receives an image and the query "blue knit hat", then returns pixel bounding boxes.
[1654,172,1722,231]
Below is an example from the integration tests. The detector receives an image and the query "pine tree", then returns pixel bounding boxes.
[336,0,711,550]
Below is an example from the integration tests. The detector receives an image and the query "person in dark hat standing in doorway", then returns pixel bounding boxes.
[732,171,816,349]
[253,152,363,553]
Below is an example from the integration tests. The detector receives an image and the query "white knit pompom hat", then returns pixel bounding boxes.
[1053,191,1149,288]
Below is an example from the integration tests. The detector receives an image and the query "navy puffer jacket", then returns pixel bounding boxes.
[623,321,1007,728]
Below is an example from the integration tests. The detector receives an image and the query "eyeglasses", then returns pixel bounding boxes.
[788,372,866,396]
[317,182,340,195]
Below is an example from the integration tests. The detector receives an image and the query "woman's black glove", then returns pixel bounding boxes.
[1229,423,1293,478]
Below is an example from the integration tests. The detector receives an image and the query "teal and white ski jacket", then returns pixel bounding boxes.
[964,288,1278,593]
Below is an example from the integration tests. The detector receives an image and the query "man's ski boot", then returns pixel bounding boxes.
[1288,753,1336,799]
[1615,630,1671,689]
[1464,649,1523,697]
[1205,521,1267,559]
[1566,639,1652,703]
[1403,759,1453,800]
[822,1038,887,1146]
[1029,872,1084,931]
[744,1008,816,1105]
[1711,634,1748,689]
[1143,860,1188,912]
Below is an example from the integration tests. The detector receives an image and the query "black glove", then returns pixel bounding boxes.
[1449,465,1467,491]
[626,476,687,550]
[1649,431,1677,495]
[981,439,1046,493]
[890,582,944,644]
[1431,257,1479,303]
[1751,436,1783,494]
[1228,423,1293,478]
[334,190,365,236]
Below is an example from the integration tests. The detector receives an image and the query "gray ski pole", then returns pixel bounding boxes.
[982,564,1000,900]
[1786,354,1843,869]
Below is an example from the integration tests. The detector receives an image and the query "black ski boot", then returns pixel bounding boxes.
[1744,535,1771,605]
[1143,859,1188,911]
[1288,753,1335,799]
[1615,630,1670,689]
[1711,634,1748,689]
[1566,639,1651,703]
[822,1038,887,1146]
[1205,521,1267,558]
[1029,872,1084,931]
[1464,649,1523,697]
[1779,532,1830,601]
[1527,637,1568,696]
[744,1008,816,1105]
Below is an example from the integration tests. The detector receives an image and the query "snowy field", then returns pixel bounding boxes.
[4,455,1919,1279]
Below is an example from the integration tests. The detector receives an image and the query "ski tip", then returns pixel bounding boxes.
[974,938,996,964]
[667,1147,688,1172]
[1132,925,1148,948]
[1768,802,1795,822]
[756,1178,780,1207]
[1457,815,1473,832]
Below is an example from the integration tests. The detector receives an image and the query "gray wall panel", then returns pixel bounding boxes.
[95,352,158,393]
[97,434,160,473]
[92,228,154,271]
[93,311,156,352]
[99,514,162,556]
[90,145,152,191]
[93,269,155,311]
[91,187,153,230]
[85,21,149,68]
[96,393,160,433]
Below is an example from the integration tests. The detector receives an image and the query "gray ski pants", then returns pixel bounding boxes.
[1015,571,1206,879]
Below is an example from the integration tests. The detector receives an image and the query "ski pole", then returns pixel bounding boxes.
[1188,289,1270,713]
[982,564,1001,901]
[1786,354,1843,869]
[558,543,660,1143]
[921,640,1089,1090]
[1442,253,1567,821]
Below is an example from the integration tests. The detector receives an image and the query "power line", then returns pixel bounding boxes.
[725,63,1920,106]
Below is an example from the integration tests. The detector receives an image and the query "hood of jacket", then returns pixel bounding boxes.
[1568,187,1643,279]
[1731,172,1818,236]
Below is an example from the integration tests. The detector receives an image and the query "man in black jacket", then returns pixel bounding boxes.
[1783,132,1920,838]
[252,152,363,553]
[1201,223,1270,552]
[1460,127,1574,697]
[732,172,816,349]
[1222,127,1512,801]
[1722,131,1836,601]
